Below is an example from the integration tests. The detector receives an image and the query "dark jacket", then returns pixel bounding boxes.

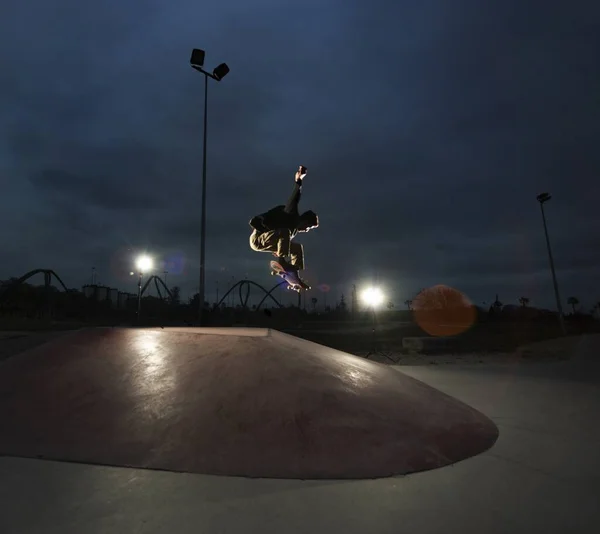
[249,180,302,235]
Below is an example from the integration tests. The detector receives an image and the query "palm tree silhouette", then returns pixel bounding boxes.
[567,296,579,314]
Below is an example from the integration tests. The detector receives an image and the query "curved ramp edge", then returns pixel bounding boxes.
[0,327,498,479]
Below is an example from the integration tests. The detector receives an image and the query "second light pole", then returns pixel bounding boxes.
[190,48,230,325]
[536,192,566,335]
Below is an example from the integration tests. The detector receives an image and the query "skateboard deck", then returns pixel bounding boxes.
[270,261,309,293]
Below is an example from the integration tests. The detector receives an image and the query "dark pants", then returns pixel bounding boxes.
[249,229,305,270]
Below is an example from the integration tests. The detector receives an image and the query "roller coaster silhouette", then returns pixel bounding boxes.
[215,279,291,311]
[0,269,290,311]
[139,275,173,301]
[0,269,69,300]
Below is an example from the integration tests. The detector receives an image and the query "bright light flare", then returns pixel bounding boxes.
[361,286,384,307]
[136,255,153,273]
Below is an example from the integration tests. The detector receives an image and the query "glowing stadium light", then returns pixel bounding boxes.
[361,286,393,360]
[361,286,384,308]
[133,255,153,324]
[136,255,153,273]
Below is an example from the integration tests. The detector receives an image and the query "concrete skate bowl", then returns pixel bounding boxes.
[0,327,499,479]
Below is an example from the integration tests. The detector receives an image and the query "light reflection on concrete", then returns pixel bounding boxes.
[130,330,177,400]
[339,367,374,390]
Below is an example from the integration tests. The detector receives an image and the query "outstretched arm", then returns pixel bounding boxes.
[284,166,307,214]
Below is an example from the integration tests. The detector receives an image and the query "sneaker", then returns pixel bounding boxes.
[275,256,293,271]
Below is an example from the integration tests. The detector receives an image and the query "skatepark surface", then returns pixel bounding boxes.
[1,327,599,533]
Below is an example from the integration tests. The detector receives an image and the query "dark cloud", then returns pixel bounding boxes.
[29,168,163,211]
[1,0,599,309]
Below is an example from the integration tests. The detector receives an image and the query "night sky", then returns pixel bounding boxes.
[1,0,599,310]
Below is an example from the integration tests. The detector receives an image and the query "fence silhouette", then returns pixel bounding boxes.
[0,269,289,312]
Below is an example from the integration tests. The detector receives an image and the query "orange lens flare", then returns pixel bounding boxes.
[412,284,477,337]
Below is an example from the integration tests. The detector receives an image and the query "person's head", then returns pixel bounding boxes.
[297,210,319,232]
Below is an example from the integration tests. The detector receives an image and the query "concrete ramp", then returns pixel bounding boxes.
[0,327,498,479]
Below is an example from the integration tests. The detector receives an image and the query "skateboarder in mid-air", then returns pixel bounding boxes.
[249,165,319,288]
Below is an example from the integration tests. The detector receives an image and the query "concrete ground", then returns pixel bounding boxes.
[1,330,599,533]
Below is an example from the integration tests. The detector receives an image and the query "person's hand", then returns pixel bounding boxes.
[295,165,307,181]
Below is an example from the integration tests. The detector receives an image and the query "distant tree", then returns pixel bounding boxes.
[187,292,209,309]
[387,301,394,310]
[493,294,503,310]
[335,294,348,313]
[404,299,413,310]
[567,296,579,314]
[518,297,530,307]
[311,297,318,311]
[170,286,181,305]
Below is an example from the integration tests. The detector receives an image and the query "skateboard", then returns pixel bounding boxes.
[270,261,309,293]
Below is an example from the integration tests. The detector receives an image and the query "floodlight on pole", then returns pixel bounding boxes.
[212,63,230,81]
[190,48,230,326]
[536,192,566,335]
[134,255,154,323]
[361,285,394,362]
[136,255,153,273]
[361,287,384,308]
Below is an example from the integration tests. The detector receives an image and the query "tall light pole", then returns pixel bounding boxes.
[536,193,566,335]
[190,48,230,325]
